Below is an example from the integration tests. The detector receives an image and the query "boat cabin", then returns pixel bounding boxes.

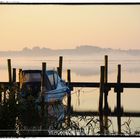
[19,70,61,98]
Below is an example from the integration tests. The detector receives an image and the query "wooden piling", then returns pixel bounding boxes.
[67,69,71,126]
[12,68,16,83]
[18,69,22,81]
[57,67,60,77]
[99,66,105,134]
[7,59,12,83]
[104,55,108,83]
[104,55,109,133]
[41,63,46,92]
[18,69,22,89]
[58,56,63,78]
[117,64,121,135]
[41,62,48,129]
[12,68,16,100]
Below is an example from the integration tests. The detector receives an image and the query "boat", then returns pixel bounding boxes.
[19,69,70,103]
[19,69,70,122]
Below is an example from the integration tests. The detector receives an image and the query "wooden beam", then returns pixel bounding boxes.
[1,82,140,89]
[71,110,140,117]
[69,82,140,89]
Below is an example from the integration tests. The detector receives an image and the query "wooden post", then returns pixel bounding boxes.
[99,66,104,134]
[57,67,60,77]
[114,64,123,135]
[18,69,22,81]
[59,56,63,79]
[104,55,108,83]
[104,55,109,133]
[7,59,12,83]
[41,62,47,129]
[117,64,121,135]
[12,68,16,101]
[19,69,22,89]
[67,69,71,126]
[12,68,16,83]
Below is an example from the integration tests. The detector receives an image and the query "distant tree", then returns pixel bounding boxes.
[32,46,40,51]
[22,47,31,52]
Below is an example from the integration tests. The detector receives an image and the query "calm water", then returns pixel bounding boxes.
[1,55,140,132]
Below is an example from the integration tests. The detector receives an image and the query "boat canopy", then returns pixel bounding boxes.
[21,70,60,91]
[22,71,41,82]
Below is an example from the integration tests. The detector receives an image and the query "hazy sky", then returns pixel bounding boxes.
[0,5,140,51]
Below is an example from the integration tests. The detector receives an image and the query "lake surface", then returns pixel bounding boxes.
[1,55,140,133]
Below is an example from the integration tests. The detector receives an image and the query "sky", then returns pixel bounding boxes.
[0,5,140,51]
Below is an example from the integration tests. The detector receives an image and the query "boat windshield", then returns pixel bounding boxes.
[46,71,58,90]
[23,73,41,82]
[21,70,59,91]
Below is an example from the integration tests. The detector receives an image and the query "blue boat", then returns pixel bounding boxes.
[19,69,70,103]
[19,69,70,122]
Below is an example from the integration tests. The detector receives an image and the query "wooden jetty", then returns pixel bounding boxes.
[1,56,140,135]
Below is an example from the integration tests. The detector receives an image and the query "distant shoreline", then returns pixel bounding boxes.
[0,45,140,57]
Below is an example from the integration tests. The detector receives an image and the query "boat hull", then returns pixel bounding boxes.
[44,87,68,103]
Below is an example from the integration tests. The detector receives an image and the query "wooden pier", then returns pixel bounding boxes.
[1,56,140,135]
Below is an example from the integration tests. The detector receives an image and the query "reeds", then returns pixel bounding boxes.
[0,84,140,137]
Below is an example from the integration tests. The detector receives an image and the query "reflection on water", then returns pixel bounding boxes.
[17,97,67,136]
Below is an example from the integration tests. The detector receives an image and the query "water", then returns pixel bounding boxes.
[0,55,140,133]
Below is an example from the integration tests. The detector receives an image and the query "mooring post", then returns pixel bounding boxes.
[104,55,109,133]
[12,68,16,100]
[13,68,16,83]
[18,69,22,89]
[99,66,105,134]
[59,56,63,79]
[104,55,108,84]
[41,62,48,130]
[114,64,123,135]
[7,59,12,102]
[57,67,60,76]
[7,59,12,83]
[117,64,121,135]
[67,69,71,126]
[18,69,22,81]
